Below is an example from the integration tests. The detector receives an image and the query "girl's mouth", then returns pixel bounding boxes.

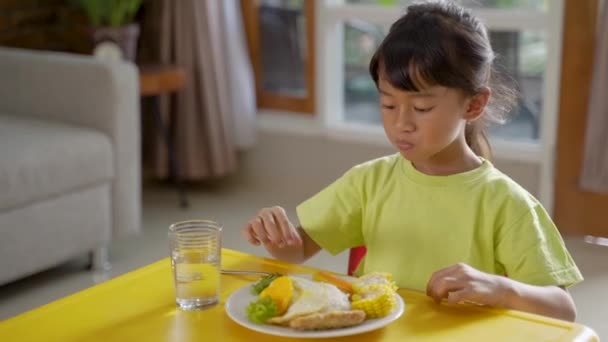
[396,140,414,151]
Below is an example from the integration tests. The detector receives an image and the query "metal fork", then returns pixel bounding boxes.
[220,269,277,277]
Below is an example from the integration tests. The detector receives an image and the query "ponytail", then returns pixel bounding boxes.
[465,123,492,160]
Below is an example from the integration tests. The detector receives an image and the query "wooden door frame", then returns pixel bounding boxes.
[241,0,316,114]
[554,0,606,236]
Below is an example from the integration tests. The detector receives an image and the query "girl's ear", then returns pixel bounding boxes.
[464,87,491,123]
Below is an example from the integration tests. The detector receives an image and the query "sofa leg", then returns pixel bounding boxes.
[88,246,111,271]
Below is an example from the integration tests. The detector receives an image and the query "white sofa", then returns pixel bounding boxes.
[0,47,141,285]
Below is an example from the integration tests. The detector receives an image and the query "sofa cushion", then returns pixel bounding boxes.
[0,114,113,210]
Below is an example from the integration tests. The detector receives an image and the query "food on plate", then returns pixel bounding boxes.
[351,273,399,318]
[352,272,398,293]
[312,271,354,294]
[259,276,294,314]
[351,284,398,318]
[245,296,278,324]
[245,272,399,331]
[267,276,351,325]
[250,273,281,295]
[288,310,366,331]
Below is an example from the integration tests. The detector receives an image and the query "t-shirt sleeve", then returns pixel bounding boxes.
[296,168,364,255]
[496,205,583,287]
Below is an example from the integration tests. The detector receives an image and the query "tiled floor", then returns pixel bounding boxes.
[0,179,606,339]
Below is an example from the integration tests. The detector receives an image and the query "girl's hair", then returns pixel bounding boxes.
[369,0,516,159]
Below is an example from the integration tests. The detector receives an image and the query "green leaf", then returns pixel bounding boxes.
[70,0,143,27]
[245,297,279,324]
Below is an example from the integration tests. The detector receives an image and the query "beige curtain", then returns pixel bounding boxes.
[580,2,608,193]
[140,0,256,180]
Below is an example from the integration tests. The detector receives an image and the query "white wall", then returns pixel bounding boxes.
[241,129,540,201]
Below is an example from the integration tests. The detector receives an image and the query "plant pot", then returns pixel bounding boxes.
[91,23,140,62]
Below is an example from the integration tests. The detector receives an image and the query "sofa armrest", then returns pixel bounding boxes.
[0,47,141,239]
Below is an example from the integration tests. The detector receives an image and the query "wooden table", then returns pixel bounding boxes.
[139,64,188,208]
[0,250,598,341]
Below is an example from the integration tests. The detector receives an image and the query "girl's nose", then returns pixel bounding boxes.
[395,107,415,132]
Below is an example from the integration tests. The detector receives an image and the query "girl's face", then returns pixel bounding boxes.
[379,77,486,164]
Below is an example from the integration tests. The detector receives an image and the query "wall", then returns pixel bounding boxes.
[0,0,89,53]
[242,130,541,203]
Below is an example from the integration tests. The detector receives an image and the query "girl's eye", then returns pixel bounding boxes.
[414,106,434,113]
[381,104,396,110]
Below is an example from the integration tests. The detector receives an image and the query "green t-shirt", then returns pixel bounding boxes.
[297,154,583,291]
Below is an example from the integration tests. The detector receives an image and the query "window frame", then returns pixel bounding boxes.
[241,0,316,114]
[316,0,565,208]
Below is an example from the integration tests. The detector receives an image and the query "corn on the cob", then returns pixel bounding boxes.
[351,284,397,318]
[352,272,398,293]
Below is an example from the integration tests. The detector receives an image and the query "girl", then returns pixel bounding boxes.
[242,0,582,321]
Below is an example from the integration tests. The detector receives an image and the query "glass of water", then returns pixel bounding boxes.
[169,220,222,310]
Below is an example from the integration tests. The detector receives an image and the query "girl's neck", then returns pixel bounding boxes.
[411,137,482,176]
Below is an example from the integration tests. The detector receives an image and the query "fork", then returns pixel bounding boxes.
[220,269,277,277]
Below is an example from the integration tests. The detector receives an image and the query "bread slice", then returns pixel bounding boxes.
[288,310,366,331]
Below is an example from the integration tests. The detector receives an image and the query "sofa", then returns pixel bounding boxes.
[0,47,141,285]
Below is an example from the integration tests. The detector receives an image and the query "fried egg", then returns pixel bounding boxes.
[267,276,351,325]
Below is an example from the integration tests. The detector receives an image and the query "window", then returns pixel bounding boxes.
[342,26,546,140]
[346,0,547,11]
[322,0,560,145]
[490,30,546,140]
[343,21,384,125]
[241,0,316,113]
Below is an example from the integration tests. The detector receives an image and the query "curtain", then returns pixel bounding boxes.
[140,0,256,180]
[580,2,608,193]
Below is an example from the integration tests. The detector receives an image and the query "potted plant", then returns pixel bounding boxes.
[71,0,144,61]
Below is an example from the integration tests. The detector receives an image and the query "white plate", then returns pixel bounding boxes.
[225,276,405,339]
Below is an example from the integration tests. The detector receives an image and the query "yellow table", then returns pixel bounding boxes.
[0,249,599,341]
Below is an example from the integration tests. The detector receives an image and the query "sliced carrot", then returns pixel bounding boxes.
[313,271,354,294]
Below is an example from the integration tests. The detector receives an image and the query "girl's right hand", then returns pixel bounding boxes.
[242,206,303,248]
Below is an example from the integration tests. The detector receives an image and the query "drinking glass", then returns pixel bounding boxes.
[169,220,222,310]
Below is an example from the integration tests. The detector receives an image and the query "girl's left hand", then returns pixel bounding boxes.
[426,263,512,307]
